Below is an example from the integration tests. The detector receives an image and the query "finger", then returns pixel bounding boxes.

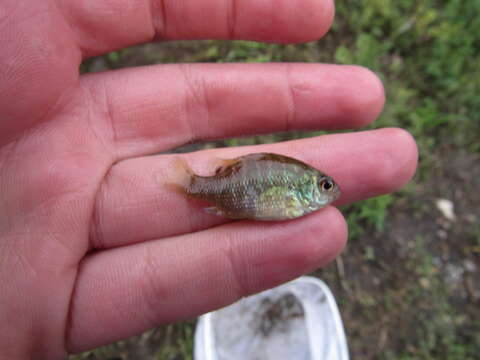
[59,0,334,58]
[69,206,346,352]
[0,1,81,145]
[81,63,384,159]
[91,128,418,249]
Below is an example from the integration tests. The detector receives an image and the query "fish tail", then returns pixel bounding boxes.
[166,157,195,195]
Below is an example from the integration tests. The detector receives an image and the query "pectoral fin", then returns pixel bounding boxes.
[204,206,227,217]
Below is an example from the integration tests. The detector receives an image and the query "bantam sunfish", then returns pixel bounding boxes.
[172,153,341,221]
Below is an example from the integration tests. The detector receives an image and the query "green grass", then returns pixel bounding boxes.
[390,238,480,360]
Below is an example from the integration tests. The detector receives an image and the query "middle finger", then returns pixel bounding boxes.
[80,63,385,159]
[90,128,418,249]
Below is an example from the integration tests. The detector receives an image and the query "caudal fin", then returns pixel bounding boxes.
[165,157,195,195]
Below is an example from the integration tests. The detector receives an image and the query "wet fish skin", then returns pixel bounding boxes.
[176,153,341,221]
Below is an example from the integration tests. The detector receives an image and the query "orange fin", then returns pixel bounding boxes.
[173,156,194,175]
[208,157,241,175]
[165,157,195,195]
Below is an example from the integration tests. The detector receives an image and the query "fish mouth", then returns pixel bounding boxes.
[332,186,342,202]
[323,185,341,205]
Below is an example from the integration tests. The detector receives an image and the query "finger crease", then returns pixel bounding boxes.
[222,236,249,299]
[199,74,213,139]
[150,0,168,40]
[284,64,297,132]
[64,263,82,352]
[227,0,238,39]
[0,138,19,181]
[179,64,211,142]
[101,79,118,148]
[141,244,173,326]
[89,174,109,250]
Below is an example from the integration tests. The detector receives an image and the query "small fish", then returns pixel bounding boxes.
[172,153,341,221]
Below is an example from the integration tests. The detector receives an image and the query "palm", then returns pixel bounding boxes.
[0,0,417,358]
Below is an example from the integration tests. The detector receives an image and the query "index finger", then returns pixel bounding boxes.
[59,0,334,58]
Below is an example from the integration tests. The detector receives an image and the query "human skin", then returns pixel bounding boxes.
[0,0,418,358]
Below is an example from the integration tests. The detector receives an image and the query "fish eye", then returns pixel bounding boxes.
[319,179,334,191]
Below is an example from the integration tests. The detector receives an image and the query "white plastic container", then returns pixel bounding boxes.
[194,276,349,360]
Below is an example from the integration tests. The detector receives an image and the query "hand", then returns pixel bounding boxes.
[0,0,417,358]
